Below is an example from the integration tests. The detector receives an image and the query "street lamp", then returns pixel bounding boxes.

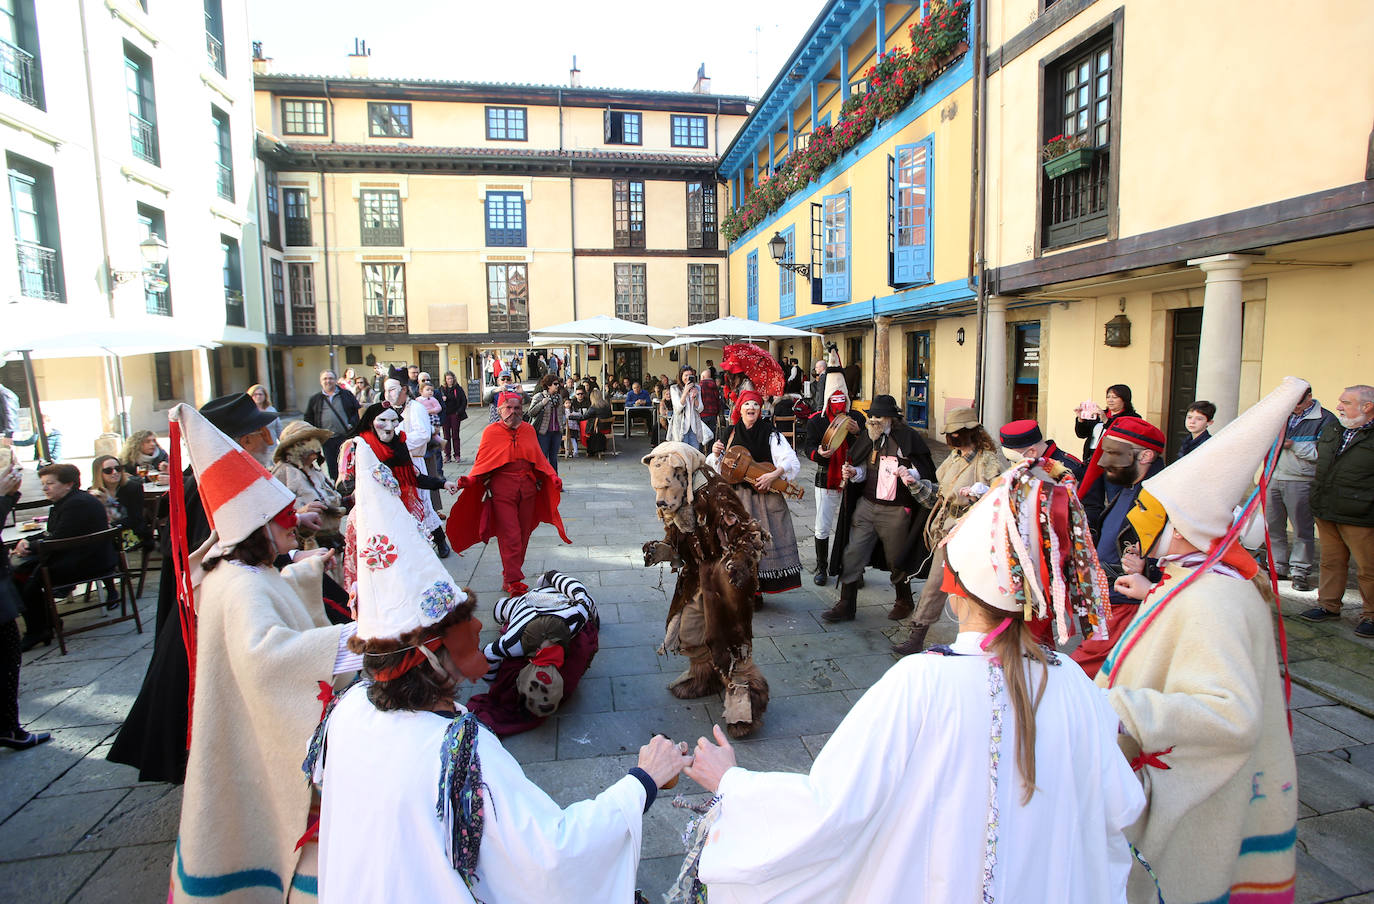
[110,235,170,286]
[768,231,812,280]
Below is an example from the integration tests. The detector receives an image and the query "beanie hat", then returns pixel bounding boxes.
[942,458,1110,644]
[169,402,295,550]
[1102,416,1165,453]
[1141,376,1309,551]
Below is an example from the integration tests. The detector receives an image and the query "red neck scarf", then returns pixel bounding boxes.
[361,429,425,525]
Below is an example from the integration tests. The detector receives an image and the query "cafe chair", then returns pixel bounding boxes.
[37,527,143,655]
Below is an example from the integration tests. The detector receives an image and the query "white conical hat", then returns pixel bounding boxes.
[1143,376,1310,551]
[351,436,469,647]
[822,347,847,405]
[169,403,294,549]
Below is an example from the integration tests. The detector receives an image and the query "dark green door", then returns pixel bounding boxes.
[1166,308,1203,462]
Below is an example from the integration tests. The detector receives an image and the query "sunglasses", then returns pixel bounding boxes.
[101,466,120,474]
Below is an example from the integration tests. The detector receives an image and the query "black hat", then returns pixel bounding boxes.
[199,393,280,438]
[867,394,903,419]
[999,419,1044,449]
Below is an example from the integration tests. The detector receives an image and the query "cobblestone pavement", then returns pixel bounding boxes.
[2,418,1372,902]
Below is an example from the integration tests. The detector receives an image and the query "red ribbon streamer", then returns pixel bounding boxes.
[1129,746,1174,772]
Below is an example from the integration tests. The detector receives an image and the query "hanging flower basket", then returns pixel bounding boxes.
[1042,147,1098,180]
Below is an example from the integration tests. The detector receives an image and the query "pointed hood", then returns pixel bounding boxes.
[822,347,848,407]
[351,434,471,649]
[1143,376,1310,551]
[169,402,294,549]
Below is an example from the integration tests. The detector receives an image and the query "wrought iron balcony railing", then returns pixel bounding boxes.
[206,32,226,77]
[0,38,39,107]
[216,162,234,201]
[130,114,159,165]
[15,240,61,301]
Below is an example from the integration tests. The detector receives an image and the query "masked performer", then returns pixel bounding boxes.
[823,394,937,624]
[803,348,862,587]
[466,570,600,736]
[717,343,783,425]
[308,439,690,903]
[1098,378,1304,904]
[707,390,802,597]
[447,391,570,596]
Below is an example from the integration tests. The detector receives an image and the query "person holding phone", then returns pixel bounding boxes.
[667,366,712,451]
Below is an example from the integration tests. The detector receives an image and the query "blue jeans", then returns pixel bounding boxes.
[681,428,698,450]
[537,429,561,472]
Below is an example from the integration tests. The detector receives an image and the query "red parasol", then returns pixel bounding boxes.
[720,343,784,398]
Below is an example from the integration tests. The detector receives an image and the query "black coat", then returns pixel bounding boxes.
[29,489,116,580]
[438,383,468,419]
[0,494,19,622]
[1312,421,1374,526]
[828,423,938,578]
[804,409,866,487]
[304,388,360,435]
[107,471,208,784]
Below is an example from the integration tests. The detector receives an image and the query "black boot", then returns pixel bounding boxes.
[821,582,858,623]
[887,580,914,621]
[813,538,830,586]
[891,623,930,657]
[432,528,451,559]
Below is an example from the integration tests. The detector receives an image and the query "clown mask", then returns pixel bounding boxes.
[373,408,401,443]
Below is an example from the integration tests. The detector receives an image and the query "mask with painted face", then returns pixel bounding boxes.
[373,408,401,443]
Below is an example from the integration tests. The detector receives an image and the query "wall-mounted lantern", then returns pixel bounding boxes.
[956,327,966,346]
[1104,313,1132,348]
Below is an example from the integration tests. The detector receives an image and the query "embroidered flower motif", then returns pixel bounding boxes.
[420,581,457,619]
[361,536,398,570]
[371,463,400,496]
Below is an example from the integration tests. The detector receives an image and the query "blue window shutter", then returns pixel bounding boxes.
[893,138,933,286]
[746,250,759,320]
[778,226,795,317]
[821,191,850,304]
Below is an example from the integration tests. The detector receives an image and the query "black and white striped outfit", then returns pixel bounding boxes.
[482,571,598,680]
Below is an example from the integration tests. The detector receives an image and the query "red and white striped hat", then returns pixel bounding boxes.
[169,402,295,549]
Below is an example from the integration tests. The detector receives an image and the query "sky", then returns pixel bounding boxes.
[244,0,828,99]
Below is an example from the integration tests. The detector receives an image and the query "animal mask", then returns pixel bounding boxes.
[642,441,708,533]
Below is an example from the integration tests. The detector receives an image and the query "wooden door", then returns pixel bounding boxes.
[1166,308,1203,461]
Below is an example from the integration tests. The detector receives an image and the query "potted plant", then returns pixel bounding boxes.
[1041,133,1097,179]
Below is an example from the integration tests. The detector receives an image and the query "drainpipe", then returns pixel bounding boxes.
[969,0,989,415]
[77,0,130,439]
[314,154,335,372]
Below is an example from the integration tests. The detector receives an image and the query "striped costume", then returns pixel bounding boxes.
[482,571,598,679]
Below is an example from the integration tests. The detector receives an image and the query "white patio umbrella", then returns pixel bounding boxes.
[2,317,220,457]
[529,315,676,384]
[671,315,818,342]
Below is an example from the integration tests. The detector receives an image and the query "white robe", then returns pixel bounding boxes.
[698,633,1144,904]
[401,401,441,532]
[315,688,645,904]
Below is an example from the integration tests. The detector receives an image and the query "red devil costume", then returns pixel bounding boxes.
[447,393,570,594]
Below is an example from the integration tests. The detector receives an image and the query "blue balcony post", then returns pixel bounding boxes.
[876,1,886,56]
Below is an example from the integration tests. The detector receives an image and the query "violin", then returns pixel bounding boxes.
[719,446,805,500]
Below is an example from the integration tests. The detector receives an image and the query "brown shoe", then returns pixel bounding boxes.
[821,582,858,623]
[887,580,914,621]
[891,624,930,657]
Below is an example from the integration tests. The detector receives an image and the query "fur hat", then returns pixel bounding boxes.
[273,420,333,463]
[1141,376,1309,551]
[942,458,1110,644]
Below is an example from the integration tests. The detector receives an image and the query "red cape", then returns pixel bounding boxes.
[446,421,571,553]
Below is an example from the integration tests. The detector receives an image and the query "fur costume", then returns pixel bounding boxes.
[642,441,769,738]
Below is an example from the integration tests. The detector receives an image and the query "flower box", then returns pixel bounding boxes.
[1042,147,1097,180]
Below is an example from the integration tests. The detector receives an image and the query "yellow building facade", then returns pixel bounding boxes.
[719,0,978,434]
[252,53,749,408]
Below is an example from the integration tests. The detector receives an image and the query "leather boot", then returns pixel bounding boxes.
[432,528,451,559]
[887,580,914,621]
[821,582,858,623]
[891,623,930,657]
[813,538,830,586]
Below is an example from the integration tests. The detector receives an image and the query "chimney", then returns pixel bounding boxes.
[569,55,580,88]
[347,38,370,78]
[251,41,271,75]
[692,63,711,94]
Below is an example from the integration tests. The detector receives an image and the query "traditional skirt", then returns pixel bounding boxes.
[734,486,802,593]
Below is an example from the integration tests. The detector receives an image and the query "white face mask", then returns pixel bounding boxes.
[373,409,401,443]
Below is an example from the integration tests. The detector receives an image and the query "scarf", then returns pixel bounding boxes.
[361,429,426,525]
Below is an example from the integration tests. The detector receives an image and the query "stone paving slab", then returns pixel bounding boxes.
[3,415,1374,900]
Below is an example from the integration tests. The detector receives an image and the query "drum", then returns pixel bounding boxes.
[820,412,855,452]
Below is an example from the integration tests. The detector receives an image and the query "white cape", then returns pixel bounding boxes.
[315,688,645,903]
[698,633,1144,903]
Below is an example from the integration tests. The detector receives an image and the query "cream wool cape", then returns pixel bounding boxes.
[173,555,345,904]
[1100,563,1298,904]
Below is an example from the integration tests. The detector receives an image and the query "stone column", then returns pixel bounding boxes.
[191,348,214,406]
[436,342,450,377]
[1188,253,1251,427]
[255,345,269,390]
[874,315,893,397]
[981,296,1009,433]
[280,350,297,412]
